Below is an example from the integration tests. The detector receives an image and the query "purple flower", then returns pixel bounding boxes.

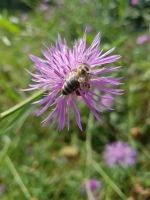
[20,13,28,21]
[43,0,49,3]
[26,31,123,130]
[26,145,33,154]
[103,141,137,167]
[82,178,101,199]
[101,95,113,108]
[38,3,49,11]
[136,34,149,45]
[85,24,93,33]
[131,0,138,6]
[0,184,6,195]
[23,45,30,53]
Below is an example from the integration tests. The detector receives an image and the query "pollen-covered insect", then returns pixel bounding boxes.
[62,64,91,95]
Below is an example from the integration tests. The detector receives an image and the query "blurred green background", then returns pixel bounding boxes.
[0,0,150,199]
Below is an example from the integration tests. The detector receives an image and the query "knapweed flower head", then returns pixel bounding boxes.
[131,0,138,6]
[0,184,5,195]
[103,141,137,167]
[136,34,149,45]
[27,31,123,130]
[82,178,101,199]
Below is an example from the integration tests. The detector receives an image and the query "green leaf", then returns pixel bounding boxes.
[0,15,21,34]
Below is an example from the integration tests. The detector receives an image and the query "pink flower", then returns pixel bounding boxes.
[101,95,113,108]
[103,141,137,167]
[20,13,28,21]
[131,0,138,6]
[85,24,93,33]
[0,184,5,195]
[136,34,149,45]
[26,31,123,130]
[82,178,101,199]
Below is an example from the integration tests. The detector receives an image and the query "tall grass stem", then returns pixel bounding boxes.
[0,90,44,120]
[5,156,32,200]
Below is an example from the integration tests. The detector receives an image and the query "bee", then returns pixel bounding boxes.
[62,64,91,96]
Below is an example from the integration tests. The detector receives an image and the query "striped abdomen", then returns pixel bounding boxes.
[62,76,80,95]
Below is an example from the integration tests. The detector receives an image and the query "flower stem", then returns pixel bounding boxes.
[5,156,32,200]
[85,113,93,168]
[85,115,126,199]
[93,161,127,200]
[0,90,45,120]
[0,136,11,163]
[85,114,97,200]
